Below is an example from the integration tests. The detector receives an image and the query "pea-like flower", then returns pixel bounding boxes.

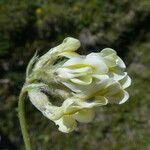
[25,37,131,133]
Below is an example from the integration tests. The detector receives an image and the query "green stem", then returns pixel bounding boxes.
[18,87,32,150]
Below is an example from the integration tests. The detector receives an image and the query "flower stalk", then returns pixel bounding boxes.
[18,86,32,150]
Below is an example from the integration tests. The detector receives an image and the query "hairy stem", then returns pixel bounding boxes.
[18,87,32,150]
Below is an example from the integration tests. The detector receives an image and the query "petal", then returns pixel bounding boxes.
[55,37,80,52]
[103,56,117,67]
[116,57,126,69]
[70,76,92,85]
[62,97,81,114]
[85,53,108,74]
[63,56,85,67]
[92,74,109,80]
[76,96,108,108]
[73,108,95,123]
[54,115,77,133]
[59,51,80,58]
[107,90,129,104]
[105,82,122,96]
[100,48,117,56]
[100,48,118,67]
[42,105,64,120]
[61,81,82,92]
[28,90,51,111]
[62,37,81,52]
[109,71,127,81]
[119,91,129,104]
[29,90,64,121]
[119,75,131,89]
[61,75,109,93]
[56,68,77,79]
[56,66,93,80]
[69,66,92,73]
[94,96,108,105]
[100,49,126,69]
[61,66,92,75]
[81,76,110,97]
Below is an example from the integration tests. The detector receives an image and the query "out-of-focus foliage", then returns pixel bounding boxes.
[0,0,150,149]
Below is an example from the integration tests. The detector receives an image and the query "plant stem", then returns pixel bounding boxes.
[18,88,32,150]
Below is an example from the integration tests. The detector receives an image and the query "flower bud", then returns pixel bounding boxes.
[33,37,80,71]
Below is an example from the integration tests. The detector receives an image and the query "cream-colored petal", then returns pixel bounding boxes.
[92,74,109,80]
[105,82,122,96]
[59,51,80,58]
[94,96,108,105]
[103,56,117,67]
[81,77,110,97]
[69,66,92,73]
[100,48,118,67]
[62,97,81,115]
[56,68,77,79]
[56,66,93,80]
[63,57,84,67]
[60,66,92,75]
[62,37,81,52]
[85,53,108,73]
[42,104,64,121]
[109,71,127,81]
[100,48,117,56]
[119,91,129,104]
[70,76,92,85]
[119,75,131,89]
[116,57,126,69]
[76,96,108,108]
[73,108,95,123]
[61,81,82,92]
[55,37,80,52]
[54,115,77,133]
[62,75,108,94]
[28,90,51,111]
[28,90,64,120]
[107,90,129,104]
[62,96,107,115]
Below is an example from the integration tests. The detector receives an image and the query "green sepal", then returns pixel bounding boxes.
[26,51,39,77]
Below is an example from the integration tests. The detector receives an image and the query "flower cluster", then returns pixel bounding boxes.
[26,37,131,133]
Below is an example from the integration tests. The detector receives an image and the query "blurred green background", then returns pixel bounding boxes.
[0,0,150,149]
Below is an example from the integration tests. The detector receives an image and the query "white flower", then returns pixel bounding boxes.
[27,37,131,133]
[28,89,105,133]
[55,48,131,95]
